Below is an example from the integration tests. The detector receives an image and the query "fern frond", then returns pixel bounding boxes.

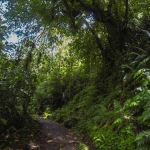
[136,54,146,61]
[132,46,147,54]
[99,104,107,112]
[143,101,150,121]
[122,64,134,71]
[114,100,122,111]
[135,130,150,148]
[137,57,150,68]
[130,52,140,56]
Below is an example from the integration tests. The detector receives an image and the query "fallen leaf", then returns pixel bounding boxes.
[29,141,40,149]
[47,140,53,143]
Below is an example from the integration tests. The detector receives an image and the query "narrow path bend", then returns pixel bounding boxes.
[29,118,80,150]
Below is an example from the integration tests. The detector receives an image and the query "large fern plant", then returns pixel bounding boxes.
[134,68,150,149]
[123,34,150,148]
[135,130,150,150]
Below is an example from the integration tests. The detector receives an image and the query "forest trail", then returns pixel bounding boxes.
[29,118,80,150]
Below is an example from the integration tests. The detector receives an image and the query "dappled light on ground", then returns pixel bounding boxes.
[31,118,84,150]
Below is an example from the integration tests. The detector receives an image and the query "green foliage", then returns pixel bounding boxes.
[91,128,135,150]
[1,0,150,149]
[0,39,37,137]
[33,71,65,112]
[52,85,97,126]
[78,143,89,150]
[135,130,150,150]
[143,101,150,122]
[122,50,150,148]
[52,85,136,149]
[33,66,85,113]
[32,45,87,114]
[51,63,149,149]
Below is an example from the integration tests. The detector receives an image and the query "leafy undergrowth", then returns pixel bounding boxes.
[0,118,40,149]
[47,67,150,149]
[49,85,137,149]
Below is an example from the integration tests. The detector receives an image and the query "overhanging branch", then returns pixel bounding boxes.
[63,0,78,31]
[84,20,105,58]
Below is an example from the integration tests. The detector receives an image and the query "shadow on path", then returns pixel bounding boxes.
[29,118,80,150]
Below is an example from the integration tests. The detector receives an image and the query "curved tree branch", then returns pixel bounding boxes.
[84,20,105,58]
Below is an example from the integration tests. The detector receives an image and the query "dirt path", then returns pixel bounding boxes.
[29,118,80,150]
